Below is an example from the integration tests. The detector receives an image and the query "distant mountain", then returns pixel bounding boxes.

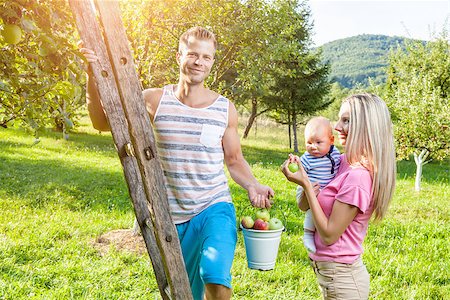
[320,34,412,88]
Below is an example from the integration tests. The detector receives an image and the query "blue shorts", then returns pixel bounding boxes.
[176,202,237,300]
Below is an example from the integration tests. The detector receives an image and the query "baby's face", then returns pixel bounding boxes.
[305,127,334,157]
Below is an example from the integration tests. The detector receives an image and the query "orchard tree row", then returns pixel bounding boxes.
[2,0,447,188]
[1,0,329,147]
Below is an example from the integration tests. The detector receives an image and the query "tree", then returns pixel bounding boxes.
[385,36,450,191]
[232,0,331,144]
[263,1,330,152]
[269,50,330,152]
[231,0,312,139]
[226,0,281,139]
[0,0,85,140]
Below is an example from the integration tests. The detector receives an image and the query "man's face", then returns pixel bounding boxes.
[177,37,215,85]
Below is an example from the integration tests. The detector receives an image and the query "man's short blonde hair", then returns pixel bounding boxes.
[179,26,217,52]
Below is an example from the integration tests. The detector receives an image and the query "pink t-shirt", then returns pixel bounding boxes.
[309,154,373,264]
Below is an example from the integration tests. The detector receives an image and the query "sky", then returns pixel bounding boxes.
[308,0,450,46]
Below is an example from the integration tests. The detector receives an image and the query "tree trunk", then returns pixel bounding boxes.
[243,99,271,139]
[243,99,258,139]
[288,113,292,149]
[413,149,431,192]
[293,113,299,153]
[415,161,423,192]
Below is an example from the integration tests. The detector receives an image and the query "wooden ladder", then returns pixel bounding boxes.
[69,1,192,299]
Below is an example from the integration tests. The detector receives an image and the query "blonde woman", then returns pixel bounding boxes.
[282,94,396,299]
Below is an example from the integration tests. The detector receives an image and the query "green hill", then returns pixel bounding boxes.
[320,34,411,88]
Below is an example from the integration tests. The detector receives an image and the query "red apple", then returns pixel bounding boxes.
[241,216,254,229]
[253,218,269,230]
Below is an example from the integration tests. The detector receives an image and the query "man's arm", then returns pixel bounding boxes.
[142,88,163,122]
[86,73,110,131]
[223,101,274,208]
[81,48,162,129]
[80,47,110,131]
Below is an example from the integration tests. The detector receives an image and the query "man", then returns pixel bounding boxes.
[81,26,274,300]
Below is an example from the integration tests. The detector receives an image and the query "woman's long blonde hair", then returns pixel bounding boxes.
[344,94,396,220]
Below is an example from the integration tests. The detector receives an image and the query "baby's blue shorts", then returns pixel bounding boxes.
[176,202,237,300]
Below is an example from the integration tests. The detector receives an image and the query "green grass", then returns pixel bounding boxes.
[0,117,449,299]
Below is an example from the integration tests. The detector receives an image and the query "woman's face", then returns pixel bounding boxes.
[334,101,350,146]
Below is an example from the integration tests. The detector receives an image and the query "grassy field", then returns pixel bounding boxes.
[0,115,449,299]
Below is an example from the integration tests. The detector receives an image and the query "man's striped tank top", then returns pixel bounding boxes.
[153,85,232,224]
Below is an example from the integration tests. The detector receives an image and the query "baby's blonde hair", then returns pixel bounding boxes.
[304,116,333,140]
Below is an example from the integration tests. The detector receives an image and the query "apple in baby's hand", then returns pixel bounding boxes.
[253,219,269,230]
[241,216,255,229]
[255,208,270,222]
[268,218,283,230]
[288,163,299,173]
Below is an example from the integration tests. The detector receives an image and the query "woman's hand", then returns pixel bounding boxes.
[281,153,310,187]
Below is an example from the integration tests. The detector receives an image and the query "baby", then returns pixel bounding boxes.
[297,116,341,253]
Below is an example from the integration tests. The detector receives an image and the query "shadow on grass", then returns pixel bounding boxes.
[44,128,116,153]
[0,127,116,156]
[0,139,131,213]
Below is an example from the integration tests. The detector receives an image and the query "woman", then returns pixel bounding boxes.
[282,93,396,299]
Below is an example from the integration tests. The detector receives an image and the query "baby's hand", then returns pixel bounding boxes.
[312,182,320,196]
